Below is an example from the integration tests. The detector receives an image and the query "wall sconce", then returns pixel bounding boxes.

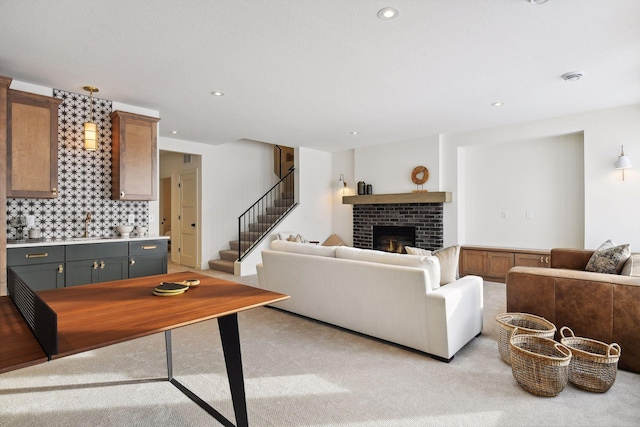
[83,86,99,151]
[614,145,632,181]
[338,174,347,194]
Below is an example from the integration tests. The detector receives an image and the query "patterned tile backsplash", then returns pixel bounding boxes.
[6,89,149,240]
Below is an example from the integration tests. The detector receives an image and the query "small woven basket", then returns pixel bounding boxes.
[509,328,572,397]
[496,313,557,365]
[560,326,621,393]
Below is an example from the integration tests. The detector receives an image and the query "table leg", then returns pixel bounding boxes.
[218,313,248,427]
[165,330,173,380]
[163,314,249,427]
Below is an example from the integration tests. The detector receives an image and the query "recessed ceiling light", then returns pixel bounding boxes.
[491,102,504,107]
[527,0,549,5]
[377,7,399,20]
[210,91,224,96]
[561,71,583,82]
[170,130,179,134]
[351,131,359,135]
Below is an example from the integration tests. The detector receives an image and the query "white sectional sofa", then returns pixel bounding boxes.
[257,240,483,361]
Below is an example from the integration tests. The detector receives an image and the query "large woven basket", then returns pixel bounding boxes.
[509,328,572,397]
[560,326,621,393]
[496,313,557,365]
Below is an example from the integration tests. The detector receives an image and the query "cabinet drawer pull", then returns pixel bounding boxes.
[26,253,48,258]
[142,245,157,250]
[58,264,64,273]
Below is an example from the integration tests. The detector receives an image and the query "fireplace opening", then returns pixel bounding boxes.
[373,226,416,254]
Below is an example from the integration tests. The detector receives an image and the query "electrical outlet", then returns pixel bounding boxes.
[526,211,533,220]
[149,214,155,223]
[501,211,508,219]
[127,214,135,224]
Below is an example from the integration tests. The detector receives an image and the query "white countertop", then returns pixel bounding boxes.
[6,235,170,248]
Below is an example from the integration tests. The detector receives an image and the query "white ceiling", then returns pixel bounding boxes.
[1,0,639,152]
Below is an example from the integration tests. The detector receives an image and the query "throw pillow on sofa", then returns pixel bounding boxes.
[585,239,631,274]
[406,245,460,286]
[621,253,640,277]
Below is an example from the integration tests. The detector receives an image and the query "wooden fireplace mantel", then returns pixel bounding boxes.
[342,192,452,205]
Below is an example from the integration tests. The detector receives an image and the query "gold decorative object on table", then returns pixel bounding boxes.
[411,166,429,192]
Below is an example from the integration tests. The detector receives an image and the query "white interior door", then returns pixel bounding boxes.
[178,170,199,268]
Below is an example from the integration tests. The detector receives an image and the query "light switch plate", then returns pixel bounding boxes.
[149,214,155,223]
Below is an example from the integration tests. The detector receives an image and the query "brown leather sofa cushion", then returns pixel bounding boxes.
[550,248,594,270]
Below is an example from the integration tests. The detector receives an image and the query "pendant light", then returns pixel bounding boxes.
[83,86,99,151]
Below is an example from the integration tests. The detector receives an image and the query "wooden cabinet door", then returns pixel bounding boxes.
[487,252,515,279]
[461,249,487,276]
[515,253,549,268]
[7,90,61,198]
[110,110,160,201]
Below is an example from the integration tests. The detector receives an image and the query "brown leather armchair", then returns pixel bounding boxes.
[506,248,640,373]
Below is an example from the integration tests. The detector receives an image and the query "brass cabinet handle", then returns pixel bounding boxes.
[545,256,550,264]
[93,261,99,270]
[58,264,64,273]
[100,261,105,269]
[130,258,136,265]
[26,253,48,258]
[142,245,157,250]
[540,256,544,262]
[120,191,125,198]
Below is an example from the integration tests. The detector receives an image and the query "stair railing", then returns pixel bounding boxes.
[237,167,296,261]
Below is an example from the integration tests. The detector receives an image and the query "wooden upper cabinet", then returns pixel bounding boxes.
[110,111,160,201]
[7,89,61,199]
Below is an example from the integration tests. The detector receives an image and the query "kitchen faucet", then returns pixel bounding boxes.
[84,212,92,238]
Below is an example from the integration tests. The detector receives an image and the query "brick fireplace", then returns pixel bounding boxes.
[352,203,444,250]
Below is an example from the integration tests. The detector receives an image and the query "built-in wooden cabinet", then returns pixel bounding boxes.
[6,89,61,199]
[460,246,550,283]
[110,110,160,201]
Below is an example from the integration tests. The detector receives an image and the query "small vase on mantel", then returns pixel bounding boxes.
[366,184,372,195]
[357,181,366,195]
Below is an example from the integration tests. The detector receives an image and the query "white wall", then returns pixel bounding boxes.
[463,133,584,249]
[354,136,440,194]
[331,149,355,246]
[239,146,334,275]
[441,104,640,251]
[158,137,277,270]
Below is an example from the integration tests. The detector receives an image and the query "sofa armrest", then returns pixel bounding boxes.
[425,275,483,359]
[256,263,265,288]
[550,248,594,270]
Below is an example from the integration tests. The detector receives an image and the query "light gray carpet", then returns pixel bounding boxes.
[1,267,639,426]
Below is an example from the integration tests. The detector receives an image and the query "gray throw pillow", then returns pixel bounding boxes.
[585,240,631,274]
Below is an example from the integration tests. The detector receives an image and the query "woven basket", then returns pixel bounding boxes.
[560,326,621,393]
[496,313,557,365]
[509,328,572,397]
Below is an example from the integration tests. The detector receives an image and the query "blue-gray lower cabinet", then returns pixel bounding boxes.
[65,242,129,287]
[65,257,129,287]
[7,246,65,292]
[128,239,168,278]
